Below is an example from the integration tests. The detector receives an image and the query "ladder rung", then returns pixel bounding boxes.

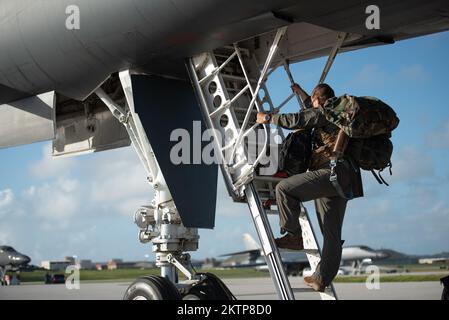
[225,87,246,93]
[255,191,275,198]
[292,287,334,295]
[291,287,319,293]
[259,189,275,198]
[221,45,251,56]
[254,176,285,183]
[214,53,235,59]
[222,74,257,83]
[275,247,319,255]
[302,249,319,255]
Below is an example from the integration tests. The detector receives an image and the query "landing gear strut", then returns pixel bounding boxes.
[94,70,234,301]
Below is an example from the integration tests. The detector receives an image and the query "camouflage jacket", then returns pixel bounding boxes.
[271,108,364,198]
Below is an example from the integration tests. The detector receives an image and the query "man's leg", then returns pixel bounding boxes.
[275,169,338,235]
[313,196,347,287]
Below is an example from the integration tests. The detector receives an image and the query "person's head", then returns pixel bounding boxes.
[311,83,335,108]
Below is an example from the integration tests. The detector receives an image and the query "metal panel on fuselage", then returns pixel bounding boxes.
[0,0,296,103]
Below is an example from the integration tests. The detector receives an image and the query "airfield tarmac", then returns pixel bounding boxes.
[0,277,443,300]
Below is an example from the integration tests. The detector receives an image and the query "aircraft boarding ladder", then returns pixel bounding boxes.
[187,27,344,300]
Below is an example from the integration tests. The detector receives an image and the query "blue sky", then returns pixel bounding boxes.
[1,31,449,264]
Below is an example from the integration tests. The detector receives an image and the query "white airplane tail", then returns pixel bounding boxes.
[242,233,260,251]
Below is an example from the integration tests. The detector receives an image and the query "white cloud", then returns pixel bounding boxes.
[354,64,387,86]
[115,197,150,216]
[398,64,429,82]
[30,144,75,179]
[87,147,152,216]
[426,118,449,148]
[351,63,430,90]
[0,189,14,208]
[214,175,246,218]
[29,145,152,219]
[0,189,16,219]
[24,178,81,229]
[389,145,434,183]
[343,178,449,254]
[0,228,14,245]
[199,220,253,257]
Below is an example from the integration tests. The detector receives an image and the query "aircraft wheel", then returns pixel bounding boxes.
[123,276,181,300]
[182,273,235,300]
[182,285,209,300]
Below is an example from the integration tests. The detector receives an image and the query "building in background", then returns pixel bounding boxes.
[40,260,71,271]
[76,259,94,270]
[64,256,76,265]
[107,259,155,270]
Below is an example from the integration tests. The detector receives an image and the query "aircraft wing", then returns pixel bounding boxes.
[219,249,261,257]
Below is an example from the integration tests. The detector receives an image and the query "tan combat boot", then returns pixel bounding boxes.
[304,276,326,292]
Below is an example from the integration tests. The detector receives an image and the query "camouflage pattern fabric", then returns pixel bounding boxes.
[309,126,339,170]
[322,95,399,138]
[320,95,399,175]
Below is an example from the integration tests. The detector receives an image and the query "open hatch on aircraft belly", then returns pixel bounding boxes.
[52,89,131,157]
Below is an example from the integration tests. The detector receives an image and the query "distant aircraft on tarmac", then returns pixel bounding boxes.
[220,234,389,275]
[0,246,31,285]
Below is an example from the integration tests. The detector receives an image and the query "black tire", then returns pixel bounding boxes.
[123,276,181,300]
[182,285,210,300]
[182,273,236,300]
[442,287,449,301]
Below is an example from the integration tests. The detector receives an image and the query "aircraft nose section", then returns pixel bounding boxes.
[19,255,31,264]
[377,251,389,259]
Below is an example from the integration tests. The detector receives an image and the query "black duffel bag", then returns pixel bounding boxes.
[278,129,312,176]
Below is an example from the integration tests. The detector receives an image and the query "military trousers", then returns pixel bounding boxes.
[275,167,348,287]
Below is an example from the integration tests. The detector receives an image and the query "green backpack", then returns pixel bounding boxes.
[322,95,400,185]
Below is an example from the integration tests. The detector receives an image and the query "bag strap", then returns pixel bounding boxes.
[371,161,393,186]
[378,170,390,186]
[371,169,383,184]
[330,158,354,200]
[329,127,353,200]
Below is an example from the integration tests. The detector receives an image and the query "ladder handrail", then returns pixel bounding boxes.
[228,27,287,166]
[232,44,270,180]
[273,92,295,113]
[245,183,295,300]
[209,84,250,118]
[186,58,238,194]
[299,206,338,299]
[199,51,238,85]
[318,32,348,84]
[283,60,306,111]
